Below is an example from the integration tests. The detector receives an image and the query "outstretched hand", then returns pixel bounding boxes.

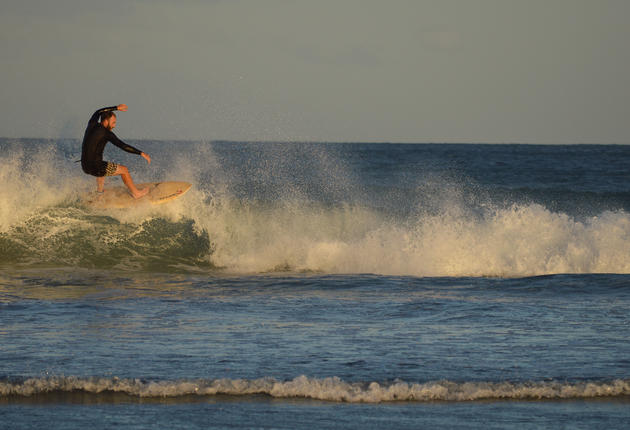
[141,152,151,164]
[117,104,128,112]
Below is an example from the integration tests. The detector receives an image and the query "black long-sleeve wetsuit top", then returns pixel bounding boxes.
[81,106,142,176]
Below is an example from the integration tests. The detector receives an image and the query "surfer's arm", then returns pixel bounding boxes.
[106,131,143,155]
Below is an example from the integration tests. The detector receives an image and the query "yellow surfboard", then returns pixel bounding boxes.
[84,181,192,209]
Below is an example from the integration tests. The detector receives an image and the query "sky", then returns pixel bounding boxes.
[1,0,629,143]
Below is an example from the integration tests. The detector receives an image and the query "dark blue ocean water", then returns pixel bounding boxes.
[1,140,629,428]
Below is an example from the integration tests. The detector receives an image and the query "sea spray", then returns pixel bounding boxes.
[1,139,630,277]
[186,196,630,276]
[0,142,89,232]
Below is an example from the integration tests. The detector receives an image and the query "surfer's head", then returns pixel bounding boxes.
[100,112,117,130]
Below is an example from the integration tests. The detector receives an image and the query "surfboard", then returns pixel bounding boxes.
[83,181,192,209]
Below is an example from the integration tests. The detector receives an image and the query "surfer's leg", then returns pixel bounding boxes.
[88,162,109,193]
[113,165,149,199]
[96,177,105,193]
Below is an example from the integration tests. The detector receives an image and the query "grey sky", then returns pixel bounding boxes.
[1,0,629,143]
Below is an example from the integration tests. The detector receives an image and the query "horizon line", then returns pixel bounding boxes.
[1,137,628,146]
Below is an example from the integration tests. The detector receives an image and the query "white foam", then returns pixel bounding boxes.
[183,192,630,277]
[3,141,630,277]
[0,144,88,232]
[2,376,629,402]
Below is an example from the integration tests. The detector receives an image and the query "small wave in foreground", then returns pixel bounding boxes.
[2,376,629,403]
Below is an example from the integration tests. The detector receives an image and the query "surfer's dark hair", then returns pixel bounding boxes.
[100,111,116,122]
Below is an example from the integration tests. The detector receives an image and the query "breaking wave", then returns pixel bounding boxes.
[1,139,630,277]
[2,375,629,403]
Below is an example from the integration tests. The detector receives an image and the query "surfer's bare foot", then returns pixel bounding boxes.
[132,187,149,199]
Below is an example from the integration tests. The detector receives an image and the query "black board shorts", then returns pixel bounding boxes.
[83,161,118,177]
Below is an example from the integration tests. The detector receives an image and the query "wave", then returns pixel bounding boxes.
[2,375,629,403]
[2,198,629,277]
[191,199,630,277]
[2,140,630,277]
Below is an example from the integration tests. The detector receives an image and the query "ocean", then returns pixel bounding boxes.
[1,139,629,428]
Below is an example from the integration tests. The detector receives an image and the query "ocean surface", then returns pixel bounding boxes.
[1,139,629,428]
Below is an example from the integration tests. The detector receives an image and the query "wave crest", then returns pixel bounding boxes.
[2,140,630,277]
[2,376,629,403]
[189,198,630,277]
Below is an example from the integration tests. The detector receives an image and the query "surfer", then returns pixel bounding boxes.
[81,104,151,198]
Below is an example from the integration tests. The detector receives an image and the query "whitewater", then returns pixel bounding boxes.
[1,139,629,429]
[1,140,629,277]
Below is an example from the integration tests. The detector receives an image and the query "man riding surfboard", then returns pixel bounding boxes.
[81,104,151,198]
